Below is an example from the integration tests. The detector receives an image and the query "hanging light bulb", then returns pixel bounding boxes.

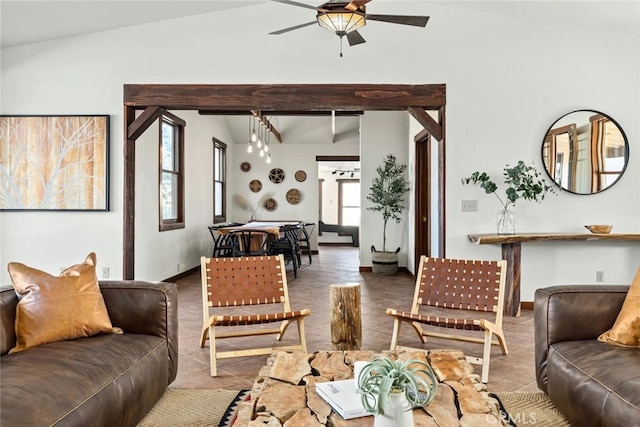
[267,153,272,164]
[259,148,265,157]
[247,116,254,153]
[251,116,257,143]
[257,125,262,149]
[264,128,269,153]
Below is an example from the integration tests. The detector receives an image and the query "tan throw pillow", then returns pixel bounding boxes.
[7,252,121,354]
[598,267,640,347]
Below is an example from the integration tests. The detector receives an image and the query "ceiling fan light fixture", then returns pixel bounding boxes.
[317,10,365,36]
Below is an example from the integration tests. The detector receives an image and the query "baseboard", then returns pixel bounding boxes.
[164,266,199,283]
[521,301,534,311]
[318,242,358,247]
[359,266,411,275]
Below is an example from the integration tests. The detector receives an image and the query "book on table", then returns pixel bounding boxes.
[315,379,371,420]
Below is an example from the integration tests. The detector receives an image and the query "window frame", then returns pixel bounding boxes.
[337,178,360,226]
[159,112,186,231]
[213,138,227,223]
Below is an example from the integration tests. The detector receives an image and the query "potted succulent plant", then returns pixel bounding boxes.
[357,355,438,426]
[462,160,556,234]
[366,154,411,275]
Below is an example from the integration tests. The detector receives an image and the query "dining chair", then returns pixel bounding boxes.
[386,256,508,383]
[296,222,315,265]
[208,223,243,257]
[268,223,302,277]
[199,255,310,376]
[229,230,272,257]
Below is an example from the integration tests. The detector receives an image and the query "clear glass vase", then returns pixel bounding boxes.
[496,208,515,235]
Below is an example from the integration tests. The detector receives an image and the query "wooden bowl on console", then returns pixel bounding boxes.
[585,224,612,234]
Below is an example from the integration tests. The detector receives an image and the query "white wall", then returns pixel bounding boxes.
[134,111,236,280]
[360,111,410,267]
[1,2,638,301]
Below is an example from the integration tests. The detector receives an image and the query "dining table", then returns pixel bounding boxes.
[216,221,302,236]
[215,221,303,256]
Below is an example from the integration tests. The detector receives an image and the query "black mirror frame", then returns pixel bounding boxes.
[541,109,629,195]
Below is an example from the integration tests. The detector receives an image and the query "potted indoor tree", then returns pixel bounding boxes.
[462,160,556,234]
[366,154,411,275]
[357,355,438,427]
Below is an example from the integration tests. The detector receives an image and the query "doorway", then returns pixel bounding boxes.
[317,156,361,246]
[123,84,446,278]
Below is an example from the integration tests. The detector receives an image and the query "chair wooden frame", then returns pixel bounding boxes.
[200,255,310,376]
[386,256,508,383]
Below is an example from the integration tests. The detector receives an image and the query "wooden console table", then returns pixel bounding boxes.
[467,233,640,317]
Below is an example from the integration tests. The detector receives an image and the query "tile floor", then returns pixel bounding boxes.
[170,247,539,393]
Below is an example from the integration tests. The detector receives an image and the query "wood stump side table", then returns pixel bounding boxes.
[330,283,362,351]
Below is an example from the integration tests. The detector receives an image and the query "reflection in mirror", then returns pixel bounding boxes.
[542,110,628,194]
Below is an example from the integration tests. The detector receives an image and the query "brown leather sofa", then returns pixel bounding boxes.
[0,281,178,427]
[535,285,640,427]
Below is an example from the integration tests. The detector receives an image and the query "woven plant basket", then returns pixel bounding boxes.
[371,246,400,275]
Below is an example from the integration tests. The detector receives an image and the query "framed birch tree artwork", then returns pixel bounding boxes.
[0,115,110,211]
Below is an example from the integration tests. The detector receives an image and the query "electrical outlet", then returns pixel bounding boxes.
[596,271,604,282]
[102,267,110,279]
[461,200,478,212]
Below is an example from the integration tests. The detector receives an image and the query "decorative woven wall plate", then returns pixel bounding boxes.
[295,170,307,182]
[286,189,302,205]
[269,168,285,183]
[240,162,251,172]
[249,180,262,193]
[264,198,278,212]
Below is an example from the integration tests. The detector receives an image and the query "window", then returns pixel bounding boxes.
[338,179,360,226]
[213,138,227,223]
[159,112,185,231]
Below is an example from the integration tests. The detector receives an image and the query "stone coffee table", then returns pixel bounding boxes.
[231,348,509,426]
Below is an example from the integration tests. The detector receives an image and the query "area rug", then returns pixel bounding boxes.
[137,389,249,427]
[493,391,572,427]
[138,389,571,427]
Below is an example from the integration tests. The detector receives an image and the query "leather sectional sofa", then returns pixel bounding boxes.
[0,280,178,427]
[535,285,640,426]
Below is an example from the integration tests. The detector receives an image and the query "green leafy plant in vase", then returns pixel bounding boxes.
[366,154,411,275]
[462,160,556,234]
[357,355,438,426]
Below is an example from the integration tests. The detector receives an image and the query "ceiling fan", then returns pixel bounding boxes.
[269,0,429,56]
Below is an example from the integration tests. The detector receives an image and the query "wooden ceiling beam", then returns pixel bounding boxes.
[125,84,446,111]
[250,110,283,144]
[197,110,364,116]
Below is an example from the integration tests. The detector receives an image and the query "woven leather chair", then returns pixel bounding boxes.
[199,255,310,376]
[386,256,508,383]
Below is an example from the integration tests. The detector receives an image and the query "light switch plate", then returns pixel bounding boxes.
[461,200,478,212]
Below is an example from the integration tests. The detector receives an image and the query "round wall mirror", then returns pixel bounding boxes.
[541,109,629,194]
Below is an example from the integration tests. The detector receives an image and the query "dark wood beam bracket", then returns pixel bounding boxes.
[127,106,164,141]
[407,107,442,141]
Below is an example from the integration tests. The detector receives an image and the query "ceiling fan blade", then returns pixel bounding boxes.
[366,14,430,27]
[345,0,371,12]
[347,30,366,46]
[270,0,318,10]
[269,21,317,35]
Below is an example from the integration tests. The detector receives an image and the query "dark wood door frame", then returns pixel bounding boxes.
[123,84,446,279]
